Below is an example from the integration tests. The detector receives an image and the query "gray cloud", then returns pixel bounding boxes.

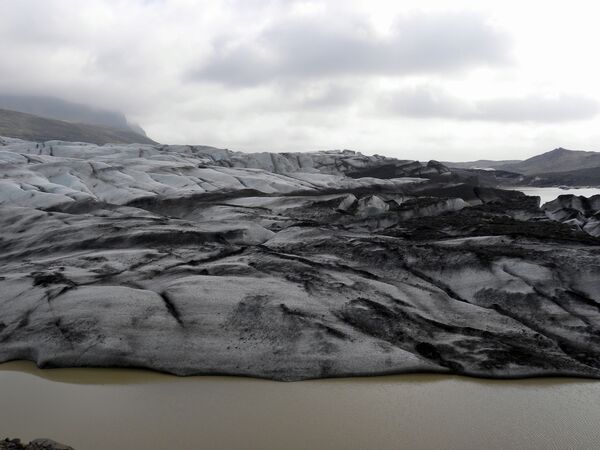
[382,86,599,122]
[191,12,510,86]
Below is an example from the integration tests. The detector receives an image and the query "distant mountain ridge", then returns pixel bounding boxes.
[0,94,146,135]
[0,108,156,145]
[447,147,600,175]
[499,148,600,175]
[520,166,600,187]
[446,147,600,186]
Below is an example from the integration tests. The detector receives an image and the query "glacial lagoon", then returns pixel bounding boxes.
[512,186,600,205]
[2,361,600,450]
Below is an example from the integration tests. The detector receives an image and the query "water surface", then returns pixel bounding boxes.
[511,186,600,205]
[1,362,600,449]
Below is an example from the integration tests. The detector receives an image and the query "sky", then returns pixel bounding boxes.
[1,0,600,161]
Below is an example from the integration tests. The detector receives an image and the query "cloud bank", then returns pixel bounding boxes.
[0,0,599,160]
[381,87,599,122]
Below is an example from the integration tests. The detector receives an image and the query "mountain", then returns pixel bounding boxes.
[518,166,600,187]
[0,108,156,145]
[0,94,147,135]
[446,147,600,186]
[498,147,600,175]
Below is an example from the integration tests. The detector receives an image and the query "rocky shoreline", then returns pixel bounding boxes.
[1,137,599,380]
[0,439,72,450]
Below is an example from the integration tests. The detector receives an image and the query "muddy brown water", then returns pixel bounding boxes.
[1,362,600,449]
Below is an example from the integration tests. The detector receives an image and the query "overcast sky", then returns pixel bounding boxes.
[2,0,600,161]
